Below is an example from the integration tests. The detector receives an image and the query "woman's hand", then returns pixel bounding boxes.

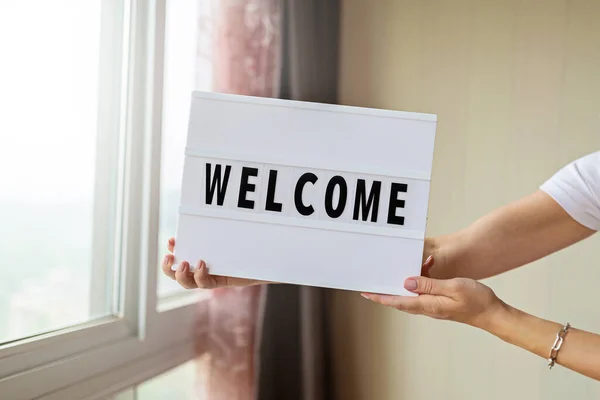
[362,271,506,329]
[161,238,269,289]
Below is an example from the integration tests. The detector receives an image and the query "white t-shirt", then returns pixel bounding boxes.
[540,151,600,231]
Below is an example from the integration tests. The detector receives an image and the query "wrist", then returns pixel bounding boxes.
[475,302,570,364]
[477,300,523,341]
[472,298,515,334]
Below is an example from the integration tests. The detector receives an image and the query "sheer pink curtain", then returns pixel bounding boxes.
[212,0,281,97]
[193,1,281,399]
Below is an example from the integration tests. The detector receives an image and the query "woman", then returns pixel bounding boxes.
[163,151,600,380]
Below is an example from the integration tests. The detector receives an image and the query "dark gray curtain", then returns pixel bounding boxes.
[278,0,340,104]
[255,1,340,399]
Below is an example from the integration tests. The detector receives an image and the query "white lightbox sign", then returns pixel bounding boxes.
[173,91,437,295]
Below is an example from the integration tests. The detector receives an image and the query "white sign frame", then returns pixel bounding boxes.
[173,91,437,295]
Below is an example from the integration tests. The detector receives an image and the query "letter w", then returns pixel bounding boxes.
[205,163,231,206]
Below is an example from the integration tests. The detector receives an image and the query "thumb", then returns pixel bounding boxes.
[404,276,452,295]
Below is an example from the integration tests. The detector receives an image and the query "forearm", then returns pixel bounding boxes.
[425,190,595,280]
[480,303,600,381]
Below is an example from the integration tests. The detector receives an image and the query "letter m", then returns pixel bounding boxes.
[353,179,381,222]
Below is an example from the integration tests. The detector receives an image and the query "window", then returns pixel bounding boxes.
[0,1,207,398]
[0,0,114,345]
[110,358,200,400]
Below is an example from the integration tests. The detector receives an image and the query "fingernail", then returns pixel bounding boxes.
[163,255,168,265]
[404,279,418,290]
[425,255,433,264]
[361,293,370,299]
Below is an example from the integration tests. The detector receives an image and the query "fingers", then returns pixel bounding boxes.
[421,255,435,277]
[193,260,219,289]
[175,261,198,289]
[362,293,429,314]
[161,238,177,279]
[166,251,267,290]
[162,254,176,280]
[404,276,455,296]
[166,257,219,290]
[163,237,196,289]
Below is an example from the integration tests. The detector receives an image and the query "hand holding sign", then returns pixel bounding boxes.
[161,238,268,289]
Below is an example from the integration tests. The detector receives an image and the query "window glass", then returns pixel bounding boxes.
[0,0,114,343]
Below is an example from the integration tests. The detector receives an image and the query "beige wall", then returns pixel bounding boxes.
[332,1,600,399]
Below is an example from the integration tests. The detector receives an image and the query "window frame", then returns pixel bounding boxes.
[0,1,203,398]
[89,0,129,319]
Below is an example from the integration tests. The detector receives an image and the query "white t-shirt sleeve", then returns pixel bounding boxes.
[540,151,600,231]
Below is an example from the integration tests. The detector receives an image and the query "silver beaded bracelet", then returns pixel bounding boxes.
[548,322,570,369]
